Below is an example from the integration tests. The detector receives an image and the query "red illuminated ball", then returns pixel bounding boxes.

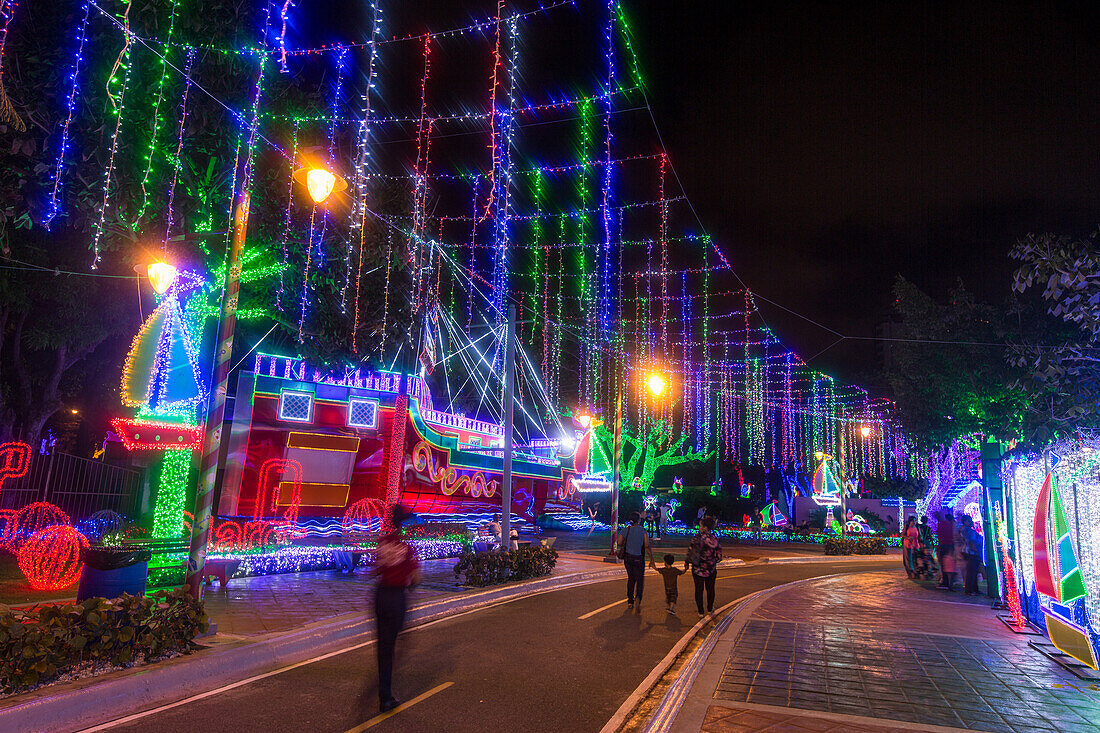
[17,525,88,591]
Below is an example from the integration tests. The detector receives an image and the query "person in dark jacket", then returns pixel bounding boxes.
[618,511,656,610]
[373,505,420,712]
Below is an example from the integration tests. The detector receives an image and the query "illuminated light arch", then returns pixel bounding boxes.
[18,525,88,590]
[343,497,386,534]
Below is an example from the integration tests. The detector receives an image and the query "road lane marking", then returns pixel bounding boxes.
[80,576,632,732]
[578,599,627,619]
[345,682,453,732]
[578,573,764,619]
[716,571,763,581]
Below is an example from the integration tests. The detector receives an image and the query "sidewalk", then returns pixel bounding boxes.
[666,570,1100,733]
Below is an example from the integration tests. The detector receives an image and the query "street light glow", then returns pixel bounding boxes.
[860,425,872,438]
[646,373,666,396]
[146,262,179,295]
[306,168,337,204]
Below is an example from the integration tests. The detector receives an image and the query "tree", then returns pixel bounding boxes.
[884,276,1029,450]
[593,420,712,493]
[1009,230,1100,440]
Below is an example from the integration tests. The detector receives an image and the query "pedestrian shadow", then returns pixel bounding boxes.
[591,606,657,651]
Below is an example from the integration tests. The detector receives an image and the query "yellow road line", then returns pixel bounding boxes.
[716,571,764,581]
[578,598,628,619]
[345,681,454,732]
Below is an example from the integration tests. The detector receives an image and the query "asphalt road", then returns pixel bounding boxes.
[93,560,891,733]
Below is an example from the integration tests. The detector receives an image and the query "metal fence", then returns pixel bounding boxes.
[0,451,143,520]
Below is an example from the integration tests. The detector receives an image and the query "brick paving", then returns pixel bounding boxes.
[708,571,1100,733]
[700,703,938,732]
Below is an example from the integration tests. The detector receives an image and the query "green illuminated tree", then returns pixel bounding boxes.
[593,421,712,493]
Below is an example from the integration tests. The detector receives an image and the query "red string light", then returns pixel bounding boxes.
[18,525,88,590]
[0,441,30,494]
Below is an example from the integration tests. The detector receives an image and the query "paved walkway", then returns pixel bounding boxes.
[674,570,1100,733]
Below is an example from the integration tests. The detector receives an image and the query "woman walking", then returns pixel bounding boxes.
[687,516,723,617]
[902,516,920,578]
[618,511,656,610]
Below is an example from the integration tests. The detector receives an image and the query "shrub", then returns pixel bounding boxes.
[823,536,856,555]
[824,535,888,555]
[0,587,207,693]
[453,546,558,587]
[854,536,887,555]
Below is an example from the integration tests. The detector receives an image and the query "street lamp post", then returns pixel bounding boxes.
[185,164,344,598]
[604,369,667,562]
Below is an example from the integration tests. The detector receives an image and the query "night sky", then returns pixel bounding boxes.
[629,0,1100,385]
[302,0,1100,389]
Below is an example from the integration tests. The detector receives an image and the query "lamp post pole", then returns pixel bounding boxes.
[501,305,516,551]
[605,383,622,562]
[185,191,249,598]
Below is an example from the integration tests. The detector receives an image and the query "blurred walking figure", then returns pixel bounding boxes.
[658,502,669,538]
[373,505,420,712]
[960,515,983,595]
[937,513,956,589]
[687,516,723,617]
[618,511,656,610]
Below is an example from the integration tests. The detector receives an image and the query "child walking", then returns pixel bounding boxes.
[657,553,686,614]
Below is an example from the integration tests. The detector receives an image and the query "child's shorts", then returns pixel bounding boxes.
[665,589,678,604]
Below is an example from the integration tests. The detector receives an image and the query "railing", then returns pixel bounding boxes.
[0,451,143,520]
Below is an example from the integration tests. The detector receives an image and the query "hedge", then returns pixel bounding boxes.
[823,536,888,556]
[0,587,207,693]
[453,546,558,587]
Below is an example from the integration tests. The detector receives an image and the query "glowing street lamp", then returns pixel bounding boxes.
[646,372,667,397]
[293,164,347,205]
[144,261,179,295]
[860,425,872,439]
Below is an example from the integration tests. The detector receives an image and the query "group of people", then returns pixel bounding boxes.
[617,511,723,617]
[901,512,984,595]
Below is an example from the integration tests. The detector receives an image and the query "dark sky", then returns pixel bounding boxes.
[301,0,1100,390]
[629,0,1100,385]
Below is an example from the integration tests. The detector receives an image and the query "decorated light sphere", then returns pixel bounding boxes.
[18,525,88,590]
[16,502,70,546]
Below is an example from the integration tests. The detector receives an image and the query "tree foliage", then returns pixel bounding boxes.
[884,276,1029,450]
[1009,230,1100,440]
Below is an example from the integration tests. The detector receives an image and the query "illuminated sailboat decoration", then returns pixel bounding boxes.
[1034,466,1096,668]
[812,452,842,507]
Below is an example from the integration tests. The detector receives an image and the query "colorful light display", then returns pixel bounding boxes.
[18,525,88,591]
[1008,447,1100,669]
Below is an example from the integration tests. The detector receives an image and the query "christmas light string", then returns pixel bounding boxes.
[135,0,181,223]
[41,0,91,228]
[162,48,196,251]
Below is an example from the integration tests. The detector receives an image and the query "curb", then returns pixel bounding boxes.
[603,566,892,733]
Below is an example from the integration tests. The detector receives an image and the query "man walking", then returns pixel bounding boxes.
[374,505,420,712]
